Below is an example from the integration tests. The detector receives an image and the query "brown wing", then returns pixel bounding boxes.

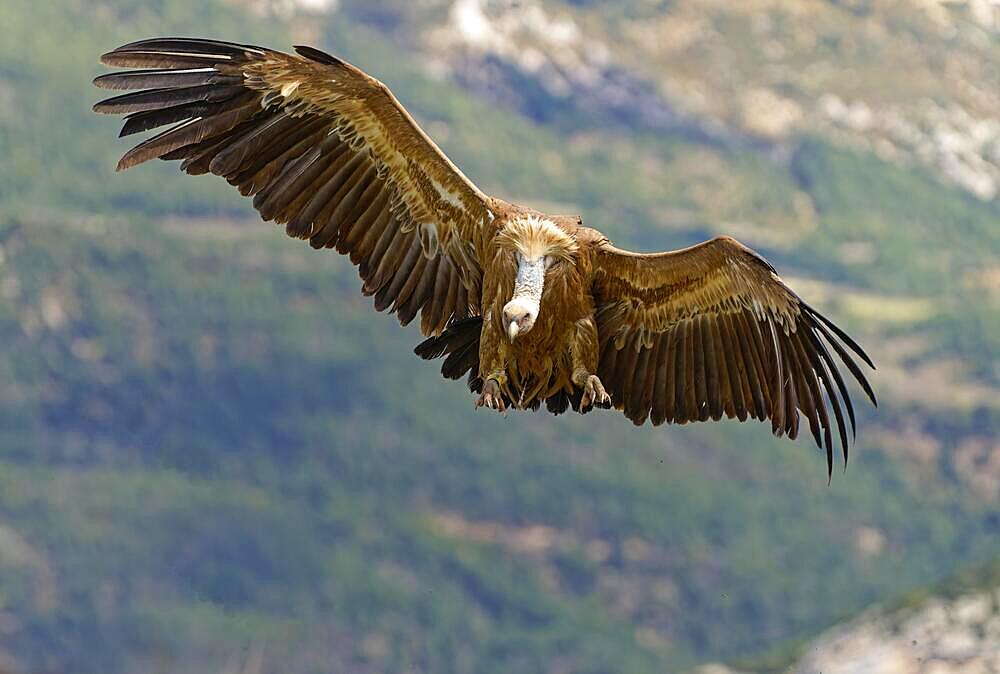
[592,235,876,477]
[94,37,495,335]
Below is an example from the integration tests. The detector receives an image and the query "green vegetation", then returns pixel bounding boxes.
[0,0,996,672]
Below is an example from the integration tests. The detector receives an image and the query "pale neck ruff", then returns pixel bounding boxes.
[512,254,545,308]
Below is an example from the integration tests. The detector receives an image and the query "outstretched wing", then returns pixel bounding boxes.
[591,235,876,477]
[94,37,495,335]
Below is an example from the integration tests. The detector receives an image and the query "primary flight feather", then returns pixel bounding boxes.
[94,37,876,477]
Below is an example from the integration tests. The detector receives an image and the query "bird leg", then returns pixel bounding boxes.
[570,317,610,411]
[476,316,510,413]
[577,371,612,411]
[475,375,507,412]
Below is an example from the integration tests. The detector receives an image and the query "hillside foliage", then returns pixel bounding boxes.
[0,0,997,672]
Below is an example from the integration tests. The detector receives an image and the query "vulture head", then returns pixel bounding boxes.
[497,216,579,341]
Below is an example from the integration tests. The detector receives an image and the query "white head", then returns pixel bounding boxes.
[497,215,578,341]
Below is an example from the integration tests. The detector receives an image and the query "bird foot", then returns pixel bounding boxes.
[580,375,612,411]
[475,378,507,413]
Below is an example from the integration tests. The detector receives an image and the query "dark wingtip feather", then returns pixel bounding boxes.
[825,429,834,482]
[812,331,858,439]
[804,328,851,465]
[809,311,878,409]
[293,45,345,66]
[99,51,120,67]
[112,37,261,55]
[94,69,242,95]
[414,335,447,360]
[441,341,478,381]
[118,108,185,137]
[853,367,877,408]
[98,38,244,69]
[805,302,876,370]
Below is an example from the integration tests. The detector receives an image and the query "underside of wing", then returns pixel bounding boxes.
[94,37,495,335]
[592,236,877,478]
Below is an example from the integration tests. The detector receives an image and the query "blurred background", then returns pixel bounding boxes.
[0,0,998,672]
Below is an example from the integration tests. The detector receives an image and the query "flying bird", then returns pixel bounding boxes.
[94,38,876,476]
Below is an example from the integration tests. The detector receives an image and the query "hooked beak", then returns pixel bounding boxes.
[502,298,537,342]
[508,321,520,341]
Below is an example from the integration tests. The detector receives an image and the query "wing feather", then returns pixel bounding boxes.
[681,320,696,422]
[718,316,747,422]
[592,235,876,477]
[628,340,654,425]
[805,329,850,464]
[704,318,723,421]
[692,317,708,422]
[638,333,662,424]
[95,37,494,336]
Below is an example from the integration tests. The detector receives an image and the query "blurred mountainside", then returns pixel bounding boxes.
[694,558,1000,674]
[335,0,1000,199]
[0,0,997,673]
[790,559,1000,674]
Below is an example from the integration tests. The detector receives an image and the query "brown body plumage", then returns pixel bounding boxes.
[94,38,876,477]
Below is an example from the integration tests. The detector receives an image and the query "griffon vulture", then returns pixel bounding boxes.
[93,38,876,476]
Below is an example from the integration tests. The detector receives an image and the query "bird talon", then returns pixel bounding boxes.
[580,374,611,411]
[476,378,506,413]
